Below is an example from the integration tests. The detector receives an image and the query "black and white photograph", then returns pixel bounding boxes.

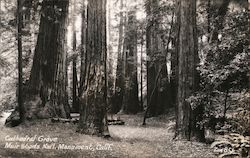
[0,0,249,157]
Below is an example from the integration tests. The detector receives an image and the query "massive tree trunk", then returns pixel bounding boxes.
[78,0,109,137]
[121,10,140,114]
[175,0,201,140]
[24,0,70,120]
[112,0,125,113]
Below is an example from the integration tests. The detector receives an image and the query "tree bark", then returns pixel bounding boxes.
[78,0,110,137]
[79,3,87,97]
[175,0,201,140]
[72,57,79,112]
[140,28,144,111]
[17,0,24,122]
[170,1,180,119]
[71,0,79,113]
[25,0,70,120]
[106,0,114,104]
[207,0,211,34]
[72,0,77,51]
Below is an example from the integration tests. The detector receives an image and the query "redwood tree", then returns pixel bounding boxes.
[121,10,140,114]
[145,0,168,116]
[112,0,125,113]
[79,2,86,97]
[17,0,24,122]
[78,0,109,136]
[71,0,79,113]
[175,0,200,140]
[25,0,70,119]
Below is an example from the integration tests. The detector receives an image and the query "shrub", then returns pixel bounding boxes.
[211,133,250,157]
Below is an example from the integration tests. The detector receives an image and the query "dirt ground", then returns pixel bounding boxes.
[0,111,215,158]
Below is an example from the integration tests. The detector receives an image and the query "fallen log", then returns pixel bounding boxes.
[107,120,125,125]
[51,118,79,124]
[51,118,125,125]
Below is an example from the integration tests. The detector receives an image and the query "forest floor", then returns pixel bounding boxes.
[0,110,215,158]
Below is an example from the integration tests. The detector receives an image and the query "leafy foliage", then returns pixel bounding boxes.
[211,133,250,157]
[190,10,250,133]
[0,1,41,111]
[230,91,250,135]
[199,10,249,91]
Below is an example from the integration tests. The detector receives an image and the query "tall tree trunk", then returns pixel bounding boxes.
[170,1,180,112]
[26,0,70,119]
[72,57,79,112]
[22,0,33,72]
[140,28,144,111]
[146,0,165,116]
[17,0,24,122]
[112,0,125,114]
[175,0,201,140]
[146,0,158,116]
[107,0,114,98]
[159,10,175,112]
[71,0,79,113]
[207,0,211,34]
[158,63,170,113]
[121,10,140,114]
[78,0,109,137]
[79,3,86,96]
[72,0,77,52]
[0,0,1,49]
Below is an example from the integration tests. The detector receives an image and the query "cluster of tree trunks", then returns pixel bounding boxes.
[145,0,171,117]
[7,0,71,123]
[8,0,245,142]
[120,10,140,114]
[112,3,140,114]
[7,0,110,137]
